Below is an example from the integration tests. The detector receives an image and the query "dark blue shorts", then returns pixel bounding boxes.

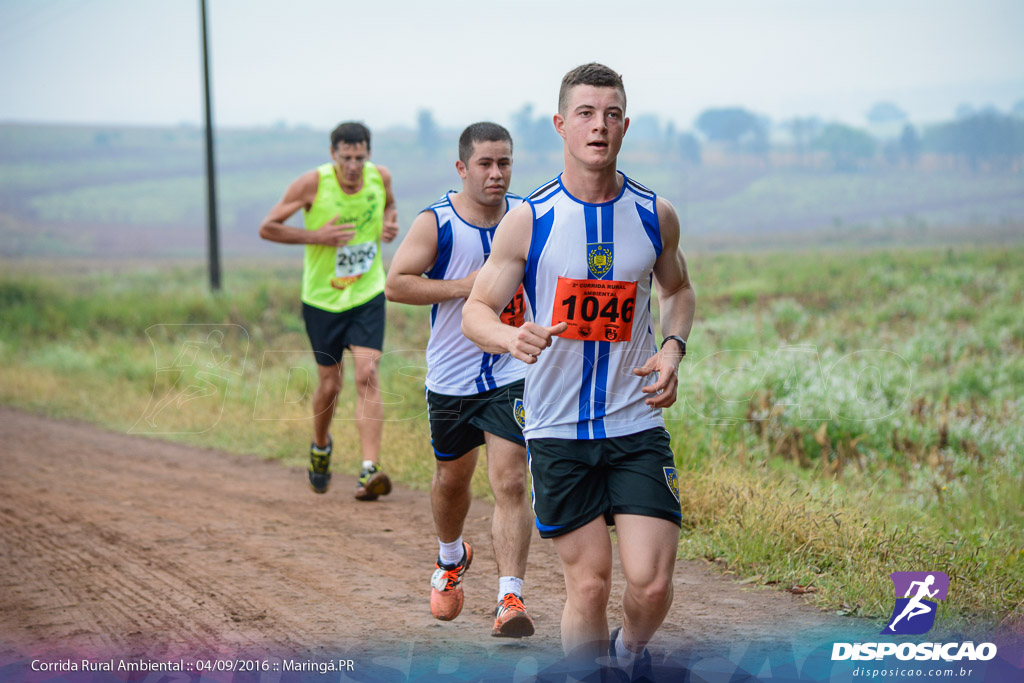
[302,293,385,366]
[527,427,682,539]
[426,379,526,460]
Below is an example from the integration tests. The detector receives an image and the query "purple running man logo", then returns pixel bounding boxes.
[881,572,949,635]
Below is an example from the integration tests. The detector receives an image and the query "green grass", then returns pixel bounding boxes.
[666,246,1023,633]
[1,246,1021,635]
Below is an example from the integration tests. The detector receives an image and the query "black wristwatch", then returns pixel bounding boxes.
[661,335,686,357]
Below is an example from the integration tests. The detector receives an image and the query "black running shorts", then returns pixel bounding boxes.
[426,379,526,460]
[302,293,386,366]
[527,427,682,539]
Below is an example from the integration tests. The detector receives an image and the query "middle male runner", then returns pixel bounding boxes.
[384,122,534,638]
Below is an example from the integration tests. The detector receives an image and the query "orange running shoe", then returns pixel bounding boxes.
[429,542,473,621]
[491,592,535,638]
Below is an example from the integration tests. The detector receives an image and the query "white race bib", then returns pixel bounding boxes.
[335,241,377,278]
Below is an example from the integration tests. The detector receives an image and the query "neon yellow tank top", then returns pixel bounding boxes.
[301,162,386,312]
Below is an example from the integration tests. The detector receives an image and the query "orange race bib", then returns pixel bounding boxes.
[552,277,637,342]
[500,284,527,327]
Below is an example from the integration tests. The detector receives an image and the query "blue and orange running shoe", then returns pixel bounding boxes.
[429,542,473,620]
[492,592,535,638]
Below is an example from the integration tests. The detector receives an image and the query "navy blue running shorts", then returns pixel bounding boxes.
[302,293,386,366]
[427,379,526,460]
[527,427,682,539]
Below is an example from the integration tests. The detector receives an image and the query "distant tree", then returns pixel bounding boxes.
[677,132,702,165]
[417,109,440,155]
[882,140,901,166]
[512,103,536,140]
[628,114,661,142]
[925,111,1024,170]
[899,124,922,167]
[812,123,876,170]
[1013,99,1024,119]
[511,103,561,158]
[955,103,975,119]
[661,121,676,163]
[866,101,907,125]
[746,114,771,159]
[783,116,823,164]
[654,121,701,166]
[694,107,762,144]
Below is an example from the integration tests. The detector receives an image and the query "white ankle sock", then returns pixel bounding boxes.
[438,537,464,566]
[498,576,523,601]
[615,629,638,666]
[361,459,375,470]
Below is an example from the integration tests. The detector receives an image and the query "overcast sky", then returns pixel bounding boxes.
[1,0,1022,131]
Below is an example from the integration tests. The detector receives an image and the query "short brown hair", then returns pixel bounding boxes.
[458,122,513,164]
[330,121,371,152]
[558,63,626,115]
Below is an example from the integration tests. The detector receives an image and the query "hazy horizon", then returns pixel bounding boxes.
[1,0,1023,133]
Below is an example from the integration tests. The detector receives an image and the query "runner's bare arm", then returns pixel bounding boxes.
[385,211,478,304]
[258,171,356,246]
[379,166,399,243]
[462,204,566,363]
[635,198,695,407]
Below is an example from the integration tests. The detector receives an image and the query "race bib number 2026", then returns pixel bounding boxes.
[330,241,377,290]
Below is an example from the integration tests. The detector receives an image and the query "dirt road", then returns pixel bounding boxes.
[0,406,859,678]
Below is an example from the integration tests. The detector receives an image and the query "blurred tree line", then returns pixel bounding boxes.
[411,97,1024,173]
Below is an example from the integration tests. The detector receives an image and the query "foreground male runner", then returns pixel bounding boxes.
[462,64,696,676]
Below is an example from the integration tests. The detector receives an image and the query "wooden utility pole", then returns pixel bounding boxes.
[200,0,221,291]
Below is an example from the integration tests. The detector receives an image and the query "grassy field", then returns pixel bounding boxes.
[1,246,1021,635]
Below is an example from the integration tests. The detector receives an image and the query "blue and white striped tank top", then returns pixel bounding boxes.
[521,173,665,440]
[424,191,527,397]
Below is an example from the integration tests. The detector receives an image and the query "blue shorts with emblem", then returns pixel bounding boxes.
[426,379,525,460]
[527,427,682,539]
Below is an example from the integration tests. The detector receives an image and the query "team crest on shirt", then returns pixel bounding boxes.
[587,243,614,279]
[513,399,526,428]
[663,467,680,504]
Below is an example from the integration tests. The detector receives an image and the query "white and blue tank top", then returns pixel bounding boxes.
[521,173,666,440]
[424,192,527,397]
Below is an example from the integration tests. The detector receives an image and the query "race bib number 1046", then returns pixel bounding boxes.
[551,277,637,342]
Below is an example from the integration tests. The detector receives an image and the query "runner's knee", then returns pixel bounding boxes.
[354,363,378,391]
[627,574,673,609]
[434,459,473,491]
[567,572,612,609]
[316,372,342,396]
[491,469,527,503]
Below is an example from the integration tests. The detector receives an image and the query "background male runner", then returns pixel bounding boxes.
[260,121,398,501]
[385,122,535,637]
[462,64,696,677]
